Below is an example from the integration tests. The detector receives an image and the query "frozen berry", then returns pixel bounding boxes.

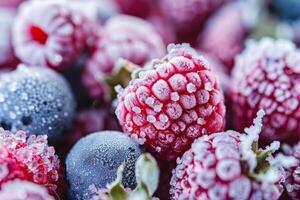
[0,129,60,191]
[269,0,300,21]
[159,0,227,34]
[0,65,75,141]
[68,107,121,145]
[13,0,89,70]
[0,0,23,8]
[231,38,300,143]
[66,131,144,200]
[170,110,288,200]
[0,9,18,68]
[0,179,55,200]
[116,44,226,160]
[282,142,300,199]
[197,1,258,73]
[69,0,119,23]
[82,15,165,100]
[113,0,151,18]
[147,15,177,45]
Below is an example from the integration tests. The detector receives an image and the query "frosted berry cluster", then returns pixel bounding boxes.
[231,38,300,143]
[13,0,90,70]
[116,44,225,160]
[0,129,60,191]
[82,15,165,99]
[0,179,55,200]
[170,110,287,200]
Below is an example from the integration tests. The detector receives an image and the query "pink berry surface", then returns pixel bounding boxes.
[116,44,225,160]
[231,38,300,143]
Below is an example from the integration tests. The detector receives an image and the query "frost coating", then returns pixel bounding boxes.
[13,0,90,70]
[160,0,227,33]
[0,129,60,191]
[0,65,75,141]
[66,131,143,200]
[283,142,300,199]
[170,110,286,200]
[0,179,55,200]
[82,15,165,100]
[116,44,225,160]
[232,38,300,142]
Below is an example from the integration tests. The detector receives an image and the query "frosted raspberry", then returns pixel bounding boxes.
[231,38,300,143]
[115,44,225,160]
[0,129,60,191]
[0,9,18,68]
[159,0,227,34]
[68,107,121,145]
[170,110,288,200]
[0,179,55,200]
[82,15,165,100]
[282,142,300,199]
[13,0,90,70]
[197,1,258,73]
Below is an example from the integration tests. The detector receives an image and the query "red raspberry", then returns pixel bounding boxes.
[231,38,300,143]
[159,0,227,34]
[282,142,300,199]
[68,107,121,145]
[82,15,165,100]
[115,44,225,160]
[0,129,60,191]
[170,110,287,200]
[197,1,258,73]
[13,0,90,70]
[0,179,55,200]
[0,9,18,68]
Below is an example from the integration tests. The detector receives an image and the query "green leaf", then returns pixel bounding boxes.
[108,183,128,200]
[107,164,128,200]
[135,153,159,196]
[128,183,150,200]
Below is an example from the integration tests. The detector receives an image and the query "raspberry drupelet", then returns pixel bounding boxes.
[231,38,300,143]
[0,129,60,192]
[115,44,226,160]
[82,15,165,100]
[0,179,55,200]
[13,0,89,70]
[170,110,294,200]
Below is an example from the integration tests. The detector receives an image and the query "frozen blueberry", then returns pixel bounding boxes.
[270,0,300,21]
[0,65,75,141]
[66,131,144,200]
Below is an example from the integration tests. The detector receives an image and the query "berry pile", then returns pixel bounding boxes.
[0,1,300,200]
